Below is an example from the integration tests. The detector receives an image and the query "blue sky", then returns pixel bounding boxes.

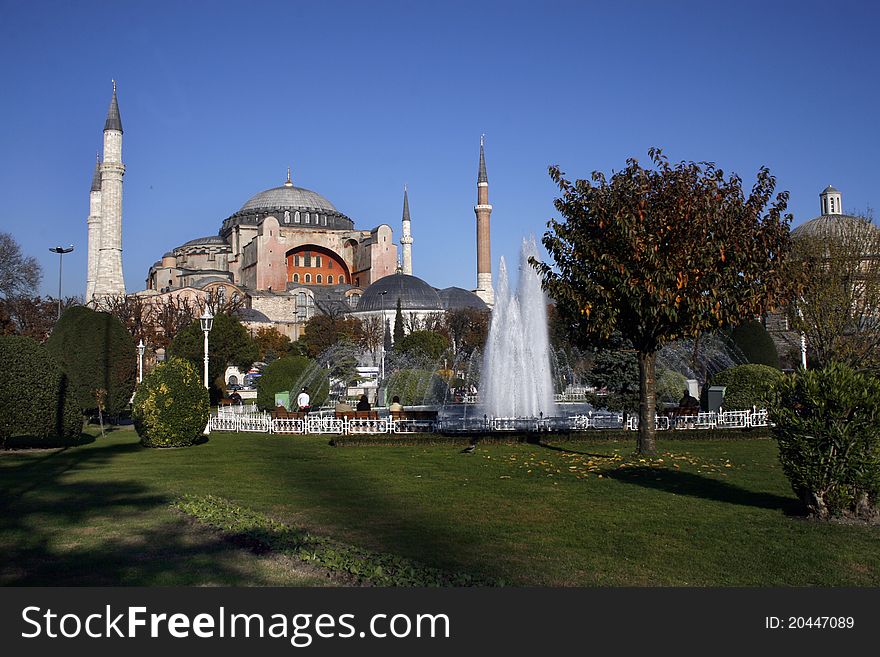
[1,0,878,299]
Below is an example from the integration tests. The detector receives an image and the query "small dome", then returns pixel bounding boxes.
[237,308,271,323]
[356,273,442,312]
[438,287,488,311]
[821,185,840,194]
[240,185,337,213]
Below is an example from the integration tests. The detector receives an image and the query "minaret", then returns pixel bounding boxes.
[93,80,126,298]
[473,135,494,306]
[400,185,413,275]
[85,155,102,300]
[820,185,843,215]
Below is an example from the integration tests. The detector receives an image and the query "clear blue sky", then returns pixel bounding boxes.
[1,0,878,299]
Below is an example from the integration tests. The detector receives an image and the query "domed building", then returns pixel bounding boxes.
[145,168,398,336]
[351,273,487,328]
[85,83,497,342]
[790,186,874,241]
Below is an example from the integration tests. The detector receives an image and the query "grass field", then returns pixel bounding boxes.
[1,427,877,586]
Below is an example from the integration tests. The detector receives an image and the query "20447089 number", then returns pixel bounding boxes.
[765,616,854,629]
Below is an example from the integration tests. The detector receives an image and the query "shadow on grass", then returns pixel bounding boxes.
[535,441,617,459]
[0,437,303,585]
[605,466,802,514]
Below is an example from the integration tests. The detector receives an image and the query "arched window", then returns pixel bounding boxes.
[293,273,299,283]
[322,215,327,226]
[327,275,333,284]
[316,274,323,284]
[305,274,311,283]
[295,290,315,322]
[304,212,310,224]
[294,211,301,223]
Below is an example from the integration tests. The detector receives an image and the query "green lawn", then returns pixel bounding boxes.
[1,427,877,586]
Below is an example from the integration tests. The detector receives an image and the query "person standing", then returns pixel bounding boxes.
[296,386,311,413]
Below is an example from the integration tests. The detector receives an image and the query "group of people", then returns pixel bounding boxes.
[293,387,404,415]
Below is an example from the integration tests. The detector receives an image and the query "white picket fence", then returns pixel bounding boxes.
[626,408,770,431]
[209,408,430,435]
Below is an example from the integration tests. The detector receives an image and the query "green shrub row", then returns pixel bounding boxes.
[709,364,785,410]
[0,335,82,446]
[173,494,499,586]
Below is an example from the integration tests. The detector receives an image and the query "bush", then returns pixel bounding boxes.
[395,330,450,364]
[385,368,448,406]
[133,357,210,448]
[728,319,780,368]
[256,355,328,410]
[656,368,688,404]
[0,335,82,445]
[769,363,880,522]
[45,305,136,416]
[709,364,784,410]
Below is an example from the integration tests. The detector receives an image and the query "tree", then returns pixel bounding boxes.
[534,150,796,454]
[393,297,405,345]
[45,305,137,416]
[298,314,361,359]
[255,355,328,410]
[253,326,292,360]
[587,348,640,416]
[395,330,450,366]
[442,307,490,360]
[0,232,41,299]
[354,315,383,365]
[727,319,780,368]
[0,295,78,342]
[789,214,880,371]
[169,312,258,401]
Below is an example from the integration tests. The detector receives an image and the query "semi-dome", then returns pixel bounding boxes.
[356,273,442,312]
[240,185,338,213]
[438,286,488,311]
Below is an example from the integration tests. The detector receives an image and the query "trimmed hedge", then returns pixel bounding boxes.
[656,368,688,404]
[728,319,780,368]
[384,368,448,406]
[0,335,82,445]
[133,357,210,448]
[255,355,328,410]
[45,305,136,416]
[709,364,785,410]
[770,363,880,522]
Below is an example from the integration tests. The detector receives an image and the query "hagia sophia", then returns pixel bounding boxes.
[85,84,491,339]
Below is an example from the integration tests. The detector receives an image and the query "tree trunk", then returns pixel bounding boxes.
[637,350,657,455]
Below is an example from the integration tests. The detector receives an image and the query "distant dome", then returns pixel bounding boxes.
[438,287,488,311]
[237,308,271,323]
[240,185,337,214]
[791,214,878,239]
[356,273,442,312]
[179,235,228,248]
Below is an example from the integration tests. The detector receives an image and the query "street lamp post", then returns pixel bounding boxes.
[199,307,214,389]
[49,245,74,320]
[137,339,145,383]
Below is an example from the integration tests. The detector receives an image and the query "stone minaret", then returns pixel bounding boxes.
[93,81,126,298]
[85,155,102,300]
[473,135,494,306]
[820,185,843,215]
[400,185,413,275]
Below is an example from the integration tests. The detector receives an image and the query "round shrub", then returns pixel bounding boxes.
[770,363,880,522]
[0,335,82,445]
[385,368,448,406]
[133,357,210,448]
[709,364,785,410]
[728,319,780,369]
[656,368,688,404]
[256,355,328,410]
[45,305,136,416]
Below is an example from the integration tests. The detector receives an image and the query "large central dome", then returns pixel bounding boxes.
[240,184,338,213]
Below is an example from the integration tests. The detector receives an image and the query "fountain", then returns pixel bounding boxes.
[477,236,557,427]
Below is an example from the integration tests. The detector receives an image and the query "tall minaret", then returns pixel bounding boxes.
[93,80,126,298]
[400,185,413,275]
[85,155,102,300]
[473,135,494,306]
[820,185,843,215]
